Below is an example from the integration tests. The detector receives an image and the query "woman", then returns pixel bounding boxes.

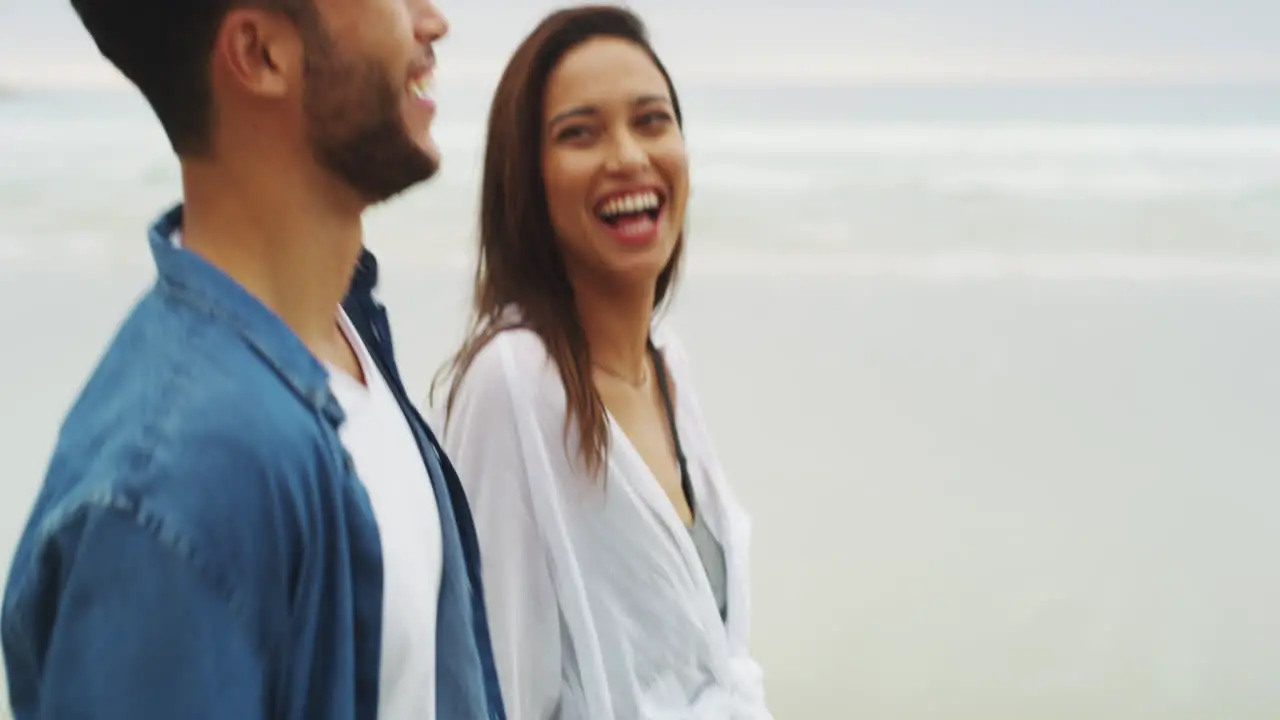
[433,6,771,718]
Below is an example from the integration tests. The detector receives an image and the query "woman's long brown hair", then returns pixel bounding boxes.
[433,5,685,475]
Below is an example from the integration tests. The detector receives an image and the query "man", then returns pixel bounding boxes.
[1,0,504,717]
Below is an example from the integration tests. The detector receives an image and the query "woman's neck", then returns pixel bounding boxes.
[574,281,655,385]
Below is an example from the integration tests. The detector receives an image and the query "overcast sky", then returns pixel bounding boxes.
[1,0,1277,88]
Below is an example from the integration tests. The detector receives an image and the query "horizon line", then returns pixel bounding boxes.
[3,54,1280,93]
[4,74,1280,96]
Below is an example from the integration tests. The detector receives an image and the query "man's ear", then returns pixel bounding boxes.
[213,8,302,98]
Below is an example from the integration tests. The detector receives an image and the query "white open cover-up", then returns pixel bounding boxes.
[436,323,771,719]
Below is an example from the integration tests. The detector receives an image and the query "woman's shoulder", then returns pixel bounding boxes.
[650,319,694,379]
[450,325,562,411]
[649,315,681,351]
[474,325,553,373]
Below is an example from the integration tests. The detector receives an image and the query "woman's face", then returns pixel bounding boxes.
[541,37,688,290]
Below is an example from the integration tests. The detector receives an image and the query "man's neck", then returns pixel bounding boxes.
[177,159,366,357]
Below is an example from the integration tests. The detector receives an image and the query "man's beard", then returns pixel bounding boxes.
[300,20,438,204]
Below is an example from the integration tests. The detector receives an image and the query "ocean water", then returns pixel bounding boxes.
[2,84,1280,718]
[3,84,1280,268]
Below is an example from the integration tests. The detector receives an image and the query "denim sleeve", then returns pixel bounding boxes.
[8,505,267,720]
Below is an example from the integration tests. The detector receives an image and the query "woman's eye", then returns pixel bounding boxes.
[556,125,590,142]
[637,111,672,126]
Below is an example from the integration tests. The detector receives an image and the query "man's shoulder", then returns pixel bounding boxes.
[4,313,345,652]
[62,289,327,477]
[22,289,342,593]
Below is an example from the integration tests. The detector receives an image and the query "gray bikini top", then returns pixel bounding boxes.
[649,342,728,622]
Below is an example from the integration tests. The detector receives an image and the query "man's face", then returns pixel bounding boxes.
[298,0,448,204]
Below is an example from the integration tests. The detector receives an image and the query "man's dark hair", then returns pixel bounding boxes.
[69,0,302,156]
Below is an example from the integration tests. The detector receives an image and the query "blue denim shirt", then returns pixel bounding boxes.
[1,204,505,719]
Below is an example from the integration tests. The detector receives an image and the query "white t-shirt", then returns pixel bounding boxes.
[328,308,443,719]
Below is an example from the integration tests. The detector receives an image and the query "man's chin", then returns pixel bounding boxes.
[350,152,440,205]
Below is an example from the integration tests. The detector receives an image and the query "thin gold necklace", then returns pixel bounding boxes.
[593,361,650,389]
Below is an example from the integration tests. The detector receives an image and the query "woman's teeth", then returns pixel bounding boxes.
[598,191,661,219]
[409,75,432,101]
